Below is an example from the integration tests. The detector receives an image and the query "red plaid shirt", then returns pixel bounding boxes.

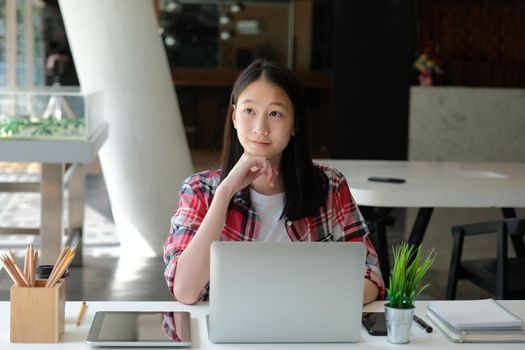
[163,163,385,301]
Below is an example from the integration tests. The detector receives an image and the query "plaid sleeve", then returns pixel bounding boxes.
[331,171,386,300]
[161,312,181,341]
[163,175,210,300]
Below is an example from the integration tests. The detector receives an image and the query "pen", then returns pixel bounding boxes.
[76,301,87,326]
[413,314,433,333]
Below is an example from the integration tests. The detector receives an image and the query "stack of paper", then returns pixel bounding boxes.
[427,299,525,343]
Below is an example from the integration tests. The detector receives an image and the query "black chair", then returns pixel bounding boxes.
[446,218,525,300]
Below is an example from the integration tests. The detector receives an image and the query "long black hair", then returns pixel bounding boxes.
[220,58,328,221]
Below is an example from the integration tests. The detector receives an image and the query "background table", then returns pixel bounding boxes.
[1,300,524,349]
[317,160,525,208]
[0,122,108,265]
[317,160,525,281]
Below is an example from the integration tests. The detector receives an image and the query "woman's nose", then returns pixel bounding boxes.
[253,117,269,136]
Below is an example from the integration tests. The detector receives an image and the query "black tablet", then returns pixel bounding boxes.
[87,311,191,347]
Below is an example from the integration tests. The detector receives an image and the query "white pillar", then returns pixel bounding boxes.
[59,0,194,257]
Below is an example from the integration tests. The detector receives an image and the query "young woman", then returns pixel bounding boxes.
[163,59,384,305]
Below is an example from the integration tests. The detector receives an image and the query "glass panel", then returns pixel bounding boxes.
[32,0,44,85]
[0,88,101,141]
[0,0,44,87]
[0,1,6,85]
[160,2,219,68]
[159,0,292,69]
[16,0,24,84]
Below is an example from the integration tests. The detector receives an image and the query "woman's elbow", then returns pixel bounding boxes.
[173,284,201,305]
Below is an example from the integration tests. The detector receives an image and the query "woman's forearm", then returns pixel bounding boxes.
[173,185,235,304]
[363,278,380,305]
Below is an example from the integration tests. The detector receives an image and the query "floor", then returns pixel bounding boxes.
[0,152,517,301]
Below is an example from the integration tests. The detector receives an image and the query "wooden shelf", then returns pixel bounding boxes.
[171,68,332,89]
[171,68,239,87]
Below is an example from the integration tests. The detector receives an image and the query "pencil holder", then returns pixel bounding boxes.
[10,279,66,343]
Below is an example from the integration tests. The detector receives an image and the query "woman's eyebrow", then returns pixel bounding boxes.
[269,101,289,109]
[239,99,289,108]
[239,98,256,105]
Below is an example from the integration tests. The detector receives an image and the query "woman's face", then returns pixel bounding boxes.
[232,79,294,164]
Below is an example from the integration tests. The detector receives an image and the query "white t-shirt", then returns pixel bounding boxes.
[249,188,290,242]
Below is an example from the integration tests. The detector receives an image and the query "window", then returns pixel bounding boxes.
[0,0,45,87]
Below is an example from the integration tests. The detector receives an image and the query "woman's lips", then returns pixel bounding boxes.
[250,140,271,147]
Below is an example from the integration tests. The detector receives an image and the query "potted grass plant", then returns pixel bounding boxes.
[385,243,436,344]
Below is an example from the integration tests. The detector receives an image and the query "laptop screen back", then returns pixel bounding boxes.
[209,242,366,343]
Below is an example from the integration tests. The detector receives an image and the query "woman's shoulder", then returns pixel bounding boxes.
[312,162,346,185]
[181,169,222,192]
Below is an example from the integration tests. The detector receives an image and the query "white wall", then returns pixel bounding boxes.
[59,0,193,257]
[409,86,525,162]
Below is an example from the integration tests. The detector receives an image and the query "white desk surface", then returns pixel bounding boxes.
[317,159,525,208]
[1,300,524,349]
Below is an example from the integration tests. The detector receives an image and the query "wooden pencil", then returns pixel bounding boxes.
[0,255,16,286]
[45,249,67,287]
[1,255,24,287]
[54,246,69,269]
[46,248,76,288]
[50,250,74,286]
[1,256,20,286]
[32,248,38,287]
[27,247,32,287]
[23,245,29,280]
[29,246,35,287]
[46,255,72,288]
[9,254,28,287]
[8,249,29,287]
[28,245,33,284]
[76,301,87,326]
[45,246,70,287]
[6,251,28,287]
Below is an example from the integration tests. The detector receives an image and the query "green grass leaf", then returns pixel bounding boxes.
[386,243,436,309]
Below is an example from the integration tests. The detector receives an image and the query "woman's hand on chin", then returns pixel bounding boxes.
[219,153,279,196]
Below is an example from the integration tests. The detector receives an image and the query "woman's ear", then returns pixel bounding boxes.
[231,104,237,129]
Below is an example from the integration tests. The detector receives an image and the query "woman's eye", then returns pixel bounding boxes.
[269,111,282,117]
[243,108,254,115]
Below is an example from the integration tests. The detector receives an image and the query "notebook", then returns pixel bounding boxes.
[428,299,524,331]
[208,242,366,343]
[426,308,525,343]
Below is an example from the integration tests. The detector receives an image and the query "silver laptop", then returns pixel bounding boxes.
[208,242,366,343]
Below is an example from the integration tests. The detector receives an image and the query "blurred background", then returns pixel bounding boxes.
[0,0,524,301]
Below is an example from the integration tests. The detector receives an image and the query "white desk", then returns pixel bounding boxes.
[317,160,525,280]
[0,123,108,265]
[0,300,524,349]
[317,160,525,208]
